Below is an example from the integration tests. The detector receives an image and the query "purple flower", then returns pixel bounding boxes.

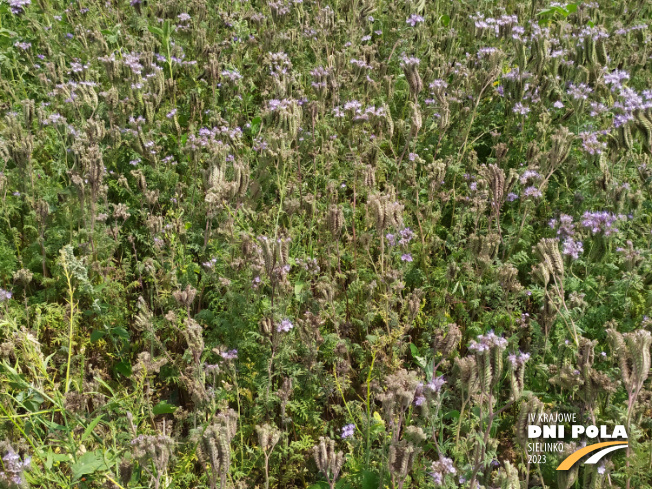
[553,101,564,108]
[401,253,413,262]
[581,211,624,236]
[468,330,508,352]
[507,351,530,368]
[562,238,584,260]
[203,258,217,269]
[567,82,593,100]
[430,456,456,486]
[427,375,446,392]
[604,69,629,91]
[385,233,396,246]
[0,289,13,302]
[277,319,293,333]
[406,14,425,26]
[399,227,415,245]
[341,423,355,439]
[166,109,177,118]
[519,170,541,184]
[579,131,606,155]
[8,0,30,14]
[550,214,576,238]
[221,69,242,82]
[522,186,542,199]
[513,102,530,115]
[220,349,238,360]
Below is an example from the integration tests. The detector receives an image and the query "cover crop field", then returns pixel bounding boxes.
[0,0,651,487]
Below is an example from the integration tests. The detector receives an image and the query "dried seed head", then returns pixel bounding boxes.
[327,205,344,236]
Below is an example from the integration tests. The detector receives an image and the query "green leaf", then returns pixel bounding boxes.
[361,470,380,489]
[153,401,177,415]
[294,281,306,300]
[409,343,427,370]
[112,327,130,341]
[114,361,132,377]
[148,26,163,38]
[81,415,103,443]
[90,330,105,343]
[162,20,172,39]
[444,409,460,420]
[71,451,108,481]
[439,14,450,26]
[307,482,329,489]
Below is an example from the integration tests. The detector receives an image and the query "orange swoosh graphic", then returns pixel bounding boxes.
[557,441,628,470]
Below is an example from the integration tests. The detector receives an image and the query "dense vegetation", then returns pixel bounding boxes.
[0,0,651,487]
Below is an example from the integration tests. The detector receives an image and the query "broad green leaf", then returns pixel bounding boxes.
[90,330,105,342]
[361,470,380,489]
[148,26,163,38]
[114,361,132,377]
[71,451,108,481]
[153,401,177,415]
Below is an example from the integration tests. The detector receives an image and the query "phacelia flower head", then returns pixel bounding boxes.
[468,330,508,352]
[341,423,355,439]
[277,319,294,333]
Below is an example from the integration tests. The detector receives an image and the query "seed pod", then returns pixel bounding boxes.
[516,395,544,448]
[327,205,344,237]
[596,37,608,64]
[260,317,273,336]
[409,102,422,138]
[433,323,461,357]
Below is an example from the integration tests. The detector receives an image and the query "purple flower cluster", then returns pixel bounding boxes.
[522,186,542,199]
[519,170,541,185]
[332,102,386,121]
[567,82,593,101]
[9,0,30,14]
[604,69,629,91]
[398,227,415,244]
[400,55,420,67]
[426,375,446,392]
[581,211,625,236]
[471,13,519,36]
[277,319,294,333]
[549,214,575,238]
[430,456,456,486]
[341,423,355,439]
[507,351,531,368]
[406,14,424,26]
[0,288,13,302]
[468,330,508,352]
[562,238,584,260]
[579,131,607,155]
[1,449,31,486]
[220,349,238,360]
